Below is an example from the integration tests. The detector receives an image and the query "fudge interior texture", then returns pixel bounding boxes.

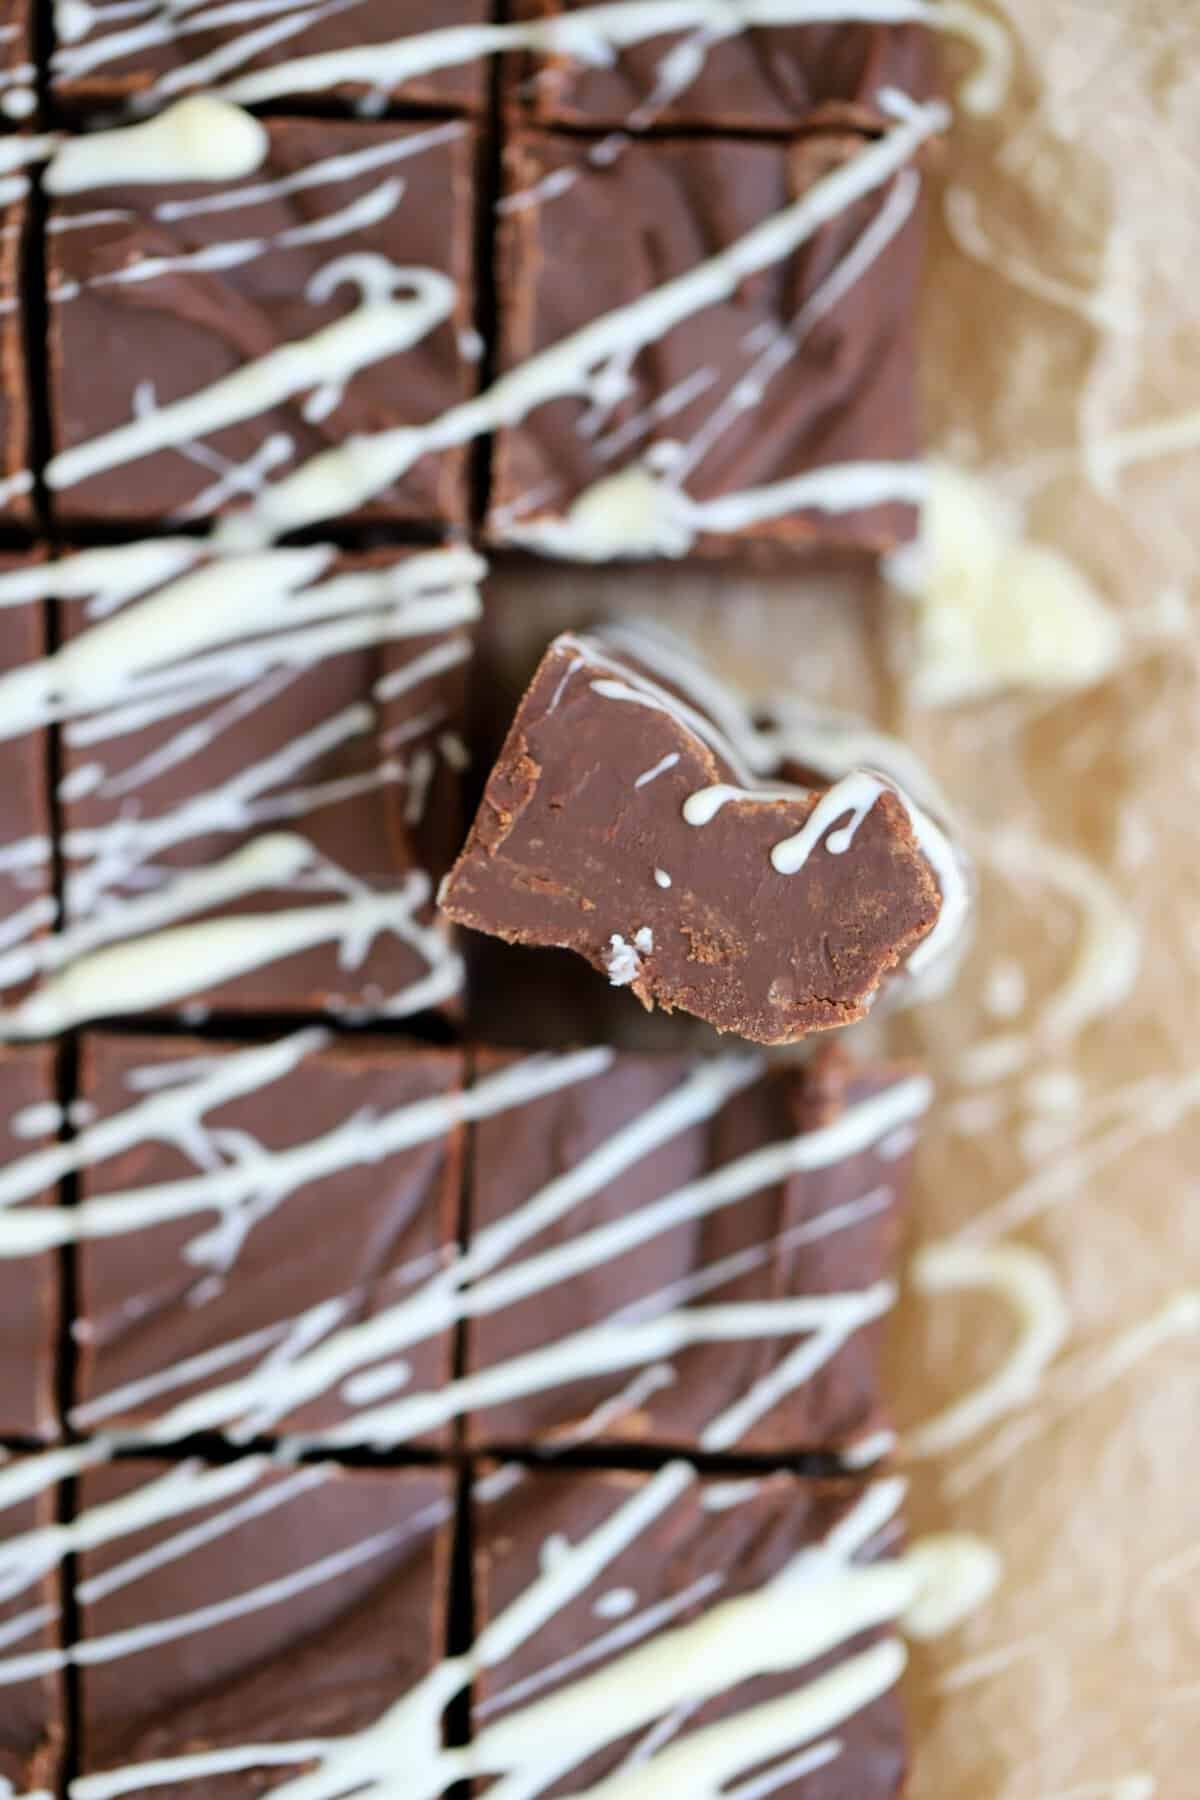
[441,624,966,1044]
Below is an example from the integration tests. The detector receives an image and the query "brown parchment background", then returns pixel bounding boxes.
[481,6,1200,1792]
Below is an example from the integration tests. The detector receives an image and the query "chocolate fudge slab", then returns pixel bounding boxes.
[440,629,946,1044]
[0,544,478,1031]
[0,558,54,1026]
[71,1033,465,1444]
[487,129,926,558]
[0,3,35,125]
[0,1453,64,1795]
[76,1458,452,1794]
[472,1466,908,1796]
[52,0,489,116]
[0,1046,61,1438]
[459,1044,923,1456]
[509,2,938,133]
[46,116,477,527]
[0,187,30,521]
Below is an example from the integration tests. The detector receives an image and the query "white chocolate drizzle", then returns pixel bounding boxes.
[0,1035,925,1455]
[45,98,268,195]
[0,1455,996,1797]
[197,2,1010,117]
[213,98,948,549]
[0,545,483,1030]
[907,1241,1071,1456]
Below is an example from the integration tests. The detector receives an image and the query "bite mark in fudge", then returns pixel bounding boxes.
[0,1451,65,1795]
[0,1046,61,1438]
[52,0,492,115]
[73,1457,452,1795]
[440,627,964,1044]
[508,1,939,133]
[488,126,929,559]
[0,543,479,1032]
[45,111,477,527]
[70,1032,465,1444]
[461,1045,924,1455]
[472,1467,914,1797]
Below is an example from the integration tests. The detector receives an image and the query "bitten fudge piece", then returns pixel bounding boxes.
[487,127,927,559]
[71,1033,465,1444]
[472,1466,910,1796]
[441,628,961,1044]
[0,182,30,520]
[0,543,478,1031]
[76,1459,452,1794]
[458,1044,924,1456]
[509,2,938,133]
[52,0,490,116]
[46,113,477,527]
[0,3,35,124]
[0,1047,61,1437]
[0,1452,64,1794]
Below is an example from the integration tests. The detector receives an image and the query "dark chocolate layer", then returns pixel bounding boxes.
[488,130,925,557]
[474,1465,908,1796]
[47,118,477,526]
[73,1034,466,1443]
[0,1463,63,1795]
[76,1459,452,1791]
[0,1045,59,1438]
[464,1045,916,1455]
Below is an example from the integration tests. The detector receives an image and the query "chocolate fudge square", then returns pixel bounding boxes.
[440,629,950,1044]
[52,0,490,116]
[0,558,55,1024]
[509,2,938,134]
[472,1465,909,1796]
[76,1459,452,1794]
[0,186,30,521]
[457,1045,923,1457]
[0,1046,61,1438]
[0,2,35,123]
[71,1033,465,1444]
[3,542,477,1031]
[487,129,927,558]
[46,116,477,527]
[0,1453,64,1795]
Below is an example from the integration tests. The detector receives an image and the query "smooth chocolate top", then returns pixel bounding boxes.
[474,1466,908,1796]
[0,1472,62,1795]
[77,1459,451,1788]
[74,1034,465,1443]
[50,547,474,1020]
[0,1045,59,1437]
[52,0,490,113]
[47,118,476,526]
[464,1046,916,1455]
[440,629,943,1043]
[510,3,938,132]
[488,130,925,556]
